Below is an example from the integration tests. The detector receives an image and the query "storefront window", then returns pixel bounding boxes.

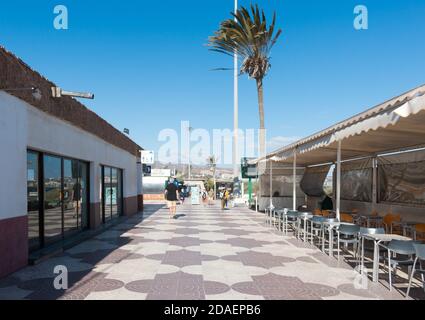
[43,155,62,244]
[27,151,89,251]
[79,162,89,229]
[102,166,123,222]
[111,168,119,219]
[27,152,40,251]
[63,159,79,236]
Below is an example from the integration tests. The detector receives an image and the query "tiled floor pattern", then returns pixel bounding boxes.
[0,202,422,300]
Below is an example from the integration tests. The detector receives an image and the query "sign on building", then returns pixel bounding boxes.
[143,164,152,176]
[241,157,258,178]
[141,150,155,164]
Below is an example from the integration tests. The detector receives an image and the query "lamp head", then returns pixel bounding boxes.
[32,87,42,101]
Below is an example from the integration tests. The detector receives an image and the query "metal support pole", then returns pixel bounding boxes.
[248,177,252,202]
[270,160,273,209]
[233,0,239,179]
[188,126,192,179]
[372,156,377,210]
[293,149,297,211]
[336,140,342,220]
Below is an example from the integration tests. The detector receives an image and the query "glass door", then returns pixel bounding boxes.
[102,166,123,222]
[79,161,89,229]
[103,166,112,222]
[28,151,90,252]
[27,152,41,251]
[111,168,118,219]
[117,169,123,216]
[63,159,79,236]
[43,155,63,245]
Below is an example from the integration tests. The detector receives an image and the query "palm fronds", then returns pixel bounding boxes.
[208,4,282,80]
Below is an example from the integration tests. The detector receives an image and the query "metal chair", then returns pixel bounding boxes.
[321,218,339,253]
[336,224,360,261]
[275,208,288,232]
[296,212,312,241]
[340,213,354,223]
[383,213,401,234]
[406,243,425,298]
[270,207,280,229]
[284,210,299,236]
[380,240,419,291]
[358,227,386,272]
[414,224,425,241]
[313,208,322,216]
[309,216,325,246]
[264,205,274,227]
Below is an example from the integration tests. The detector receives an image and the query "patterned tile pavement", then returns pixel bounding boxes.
[0,202,423,300]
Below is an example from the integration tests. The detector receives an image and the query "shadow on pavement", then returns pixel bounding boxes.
[0,203,165,300]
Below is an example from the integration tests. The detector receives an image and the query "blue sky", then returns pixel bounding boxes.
[1,0,425,165]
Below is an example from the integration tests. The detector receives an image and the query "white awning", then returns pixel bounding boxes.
[251,84,425,167]
[334,93,425,142]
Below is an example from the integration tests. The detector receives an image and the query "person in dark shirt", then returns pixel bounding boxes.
[165,177,179,219]
[321,195,334,211]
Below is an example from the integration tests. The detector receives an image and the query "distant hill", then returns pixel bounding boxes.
[151,162,233,180]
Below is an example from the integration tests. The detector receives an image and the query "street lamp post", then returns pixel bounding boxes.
[233,0,239,180]
[188,126,193,180]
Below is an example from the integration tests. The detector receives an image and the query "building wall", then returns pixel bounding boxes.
[0,47,141,157]
[0,92,28,278]
[0,92,28,221]
[0,91,141,277]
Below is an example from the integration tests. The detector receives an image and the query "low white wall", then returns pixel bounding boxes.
[0,91,139,221]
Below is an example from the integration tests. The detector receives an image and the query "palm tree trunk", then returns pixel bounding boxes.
[256,78,266,157]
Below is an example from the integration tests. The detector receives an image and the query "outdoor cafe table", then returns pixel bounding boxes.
[362,233,411,283]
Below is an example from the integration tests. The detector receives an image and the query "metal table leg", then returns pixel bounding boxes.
[361,236,365,275]
[329,227,333,257]
[310,220,314,243]
[372,240,380,282]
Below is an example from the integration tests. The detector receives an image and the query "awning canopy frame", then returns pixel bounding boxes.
[251,84,425,167]
[253,84,425,219]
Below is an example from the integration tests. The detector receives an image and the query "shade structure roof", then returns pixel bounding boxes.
[252,84,425,167]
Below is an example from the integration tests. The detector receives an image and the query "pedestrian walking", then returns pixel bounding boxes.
[202,190,208,206]
[208,188,214,205]
[224,189,230,209]
[221,189,230,210]
[164,177,179,219]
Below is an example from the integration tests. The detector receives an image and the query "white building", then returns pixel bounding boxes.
[0,47,143,278]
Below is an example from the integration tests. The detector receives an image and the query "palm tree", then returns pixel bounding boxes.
[208,4,282,156]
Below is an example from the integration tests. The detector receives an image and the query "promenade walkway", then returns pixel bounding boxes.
[0,202,408,300]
